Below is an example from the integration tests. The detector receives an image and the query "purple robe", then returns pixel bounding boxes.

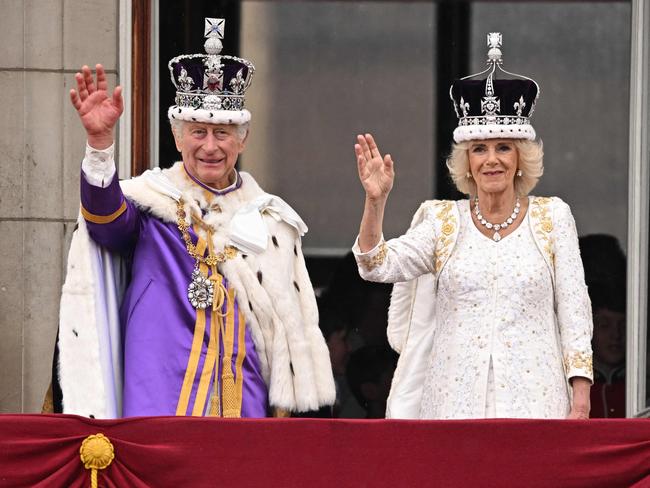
[80,173,269,417]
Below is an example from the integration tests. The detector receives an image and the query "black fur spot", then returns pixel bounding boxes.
[289,362,294,376]
[272,236,279,248]
[248,301,254,312]
[293,245,297,256]
[192,117,196,121]
[72,329,78,337]
[89,414,95,419]
[73,223,79,232]
[242,254,248,259]
[257,270,263,284]
[293,281,300,292]
[178,108,182,113]
[209,112,213,117]
[171,114,175,119]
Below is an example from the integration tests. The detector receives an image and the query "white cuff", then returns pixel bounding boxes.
[564,352,594,383]
[82,142,116,188]
[352,235,385,256]
[352,235,388,272]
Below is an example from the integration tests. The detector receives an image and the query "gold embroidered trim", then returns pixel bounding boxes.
[434,201,456,274]
[564,352,594,377]
[529,197,554,267]
[81,200,127,224]
[358,241,388,271]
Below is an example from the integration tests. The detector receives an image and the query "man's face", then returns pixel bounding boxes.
[174,122,246,189]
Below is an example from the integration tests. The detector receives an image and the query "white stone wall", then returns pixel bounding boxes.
[0,0,120,413]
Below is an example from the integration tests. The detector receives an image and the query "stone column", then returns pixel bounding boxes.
[0,0,120,413]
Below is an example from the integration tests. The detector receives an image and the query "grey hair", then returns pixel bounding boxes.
[446,139,544,197]
[170,119,249,142]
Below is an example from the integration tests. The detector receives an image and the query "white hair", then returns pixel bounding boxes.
[446,139,544,197]
[170,119,249,142]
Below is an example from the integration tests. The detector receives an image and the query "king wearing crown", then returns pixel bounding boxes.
[49,18,335,418]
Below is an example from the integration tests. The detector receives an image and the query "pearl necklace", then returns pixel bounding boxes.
[473,196,520,242]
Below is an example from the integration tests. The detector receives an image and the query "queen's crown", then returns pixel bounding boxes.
[450,33,540,142]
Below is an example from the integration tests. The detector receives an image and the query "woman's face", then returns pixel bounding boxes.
[468,139,518,195]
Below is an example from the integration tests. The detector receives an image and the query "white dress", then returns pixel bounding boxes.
[419,202,569,418]
[353,197,593,419]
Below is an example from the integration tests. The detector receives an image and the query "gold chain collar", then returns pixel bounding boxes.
[176,199,238,266]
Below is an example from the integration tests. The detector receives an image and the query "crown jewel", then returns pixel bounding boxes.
[450,32,540,143]
[167,18,255,125]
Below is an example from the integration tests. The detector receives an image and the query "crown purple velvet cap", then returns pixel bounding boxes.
[167,18,255,125]
[449,33,540,143]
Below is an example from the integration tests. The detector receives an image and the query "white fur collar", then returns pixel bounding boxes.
[120,163,264,224]
[119,163,307,255]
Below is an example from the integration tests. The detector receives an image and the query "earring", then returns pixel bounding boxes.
[466,172,472,179]
[517,169,523,177]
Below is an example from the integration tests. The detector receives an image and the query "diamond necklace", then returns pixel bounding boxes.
[473,196,520,242]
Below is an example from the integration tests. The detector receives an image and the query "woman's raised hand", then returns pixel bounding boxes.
[69,64,123,149]
[355,134,394,202]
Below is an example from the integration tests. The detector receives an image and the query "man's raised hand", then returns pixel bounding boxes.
[69,64,123,149]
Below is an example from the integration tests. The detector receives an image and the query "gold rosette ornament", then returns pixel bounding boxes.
[80,433,115,488]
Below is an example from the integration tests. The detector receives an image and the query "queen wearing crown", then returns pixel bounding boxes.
[353,33,593,419]
[49,18,335,418]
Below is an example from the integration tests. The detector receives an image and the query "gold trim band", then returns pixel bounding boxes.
[81,200,127,224]
[176,233,208,415]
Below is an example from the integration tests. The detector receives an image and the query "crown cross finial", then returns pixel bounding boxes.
[205,18,225,39]
[204,18,225,55]
[487,32,503,65]
[487,32,502,50]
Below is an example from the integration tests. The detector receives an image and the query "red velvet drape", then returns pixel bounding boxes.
[1,414,649,487]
